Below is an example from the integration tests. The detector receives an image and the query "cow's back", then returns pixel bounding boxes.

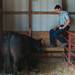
[0,32,43,73]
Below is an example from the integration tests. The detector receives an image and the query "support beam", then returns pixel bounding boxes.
[62,0,67,10]
[29,0,32,36]
[2,11,75,15]
[0,0,3,35]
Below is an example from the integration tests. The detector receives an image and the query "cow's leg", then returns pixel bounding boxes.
[10,48,18,75]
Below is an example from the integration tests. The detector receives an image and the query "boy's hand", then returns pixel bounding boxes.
[59,27,63,29]
[59,25,65,29]
[59,26,65,29]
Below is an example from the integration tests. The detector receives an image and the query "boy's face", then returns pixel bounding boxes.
[55,8,61,14]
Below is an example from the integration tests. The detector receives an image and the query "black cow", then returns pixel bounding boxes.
[0,32,43,74]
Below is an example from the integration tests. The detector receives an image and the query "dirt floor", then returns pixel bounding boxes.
[18,57,75,75]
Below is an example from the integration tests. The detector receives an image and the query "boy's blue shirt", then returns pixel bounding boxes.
[59,11,70,25]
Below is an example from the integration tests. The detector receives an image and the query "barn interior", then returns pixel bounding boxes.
[0,0,75,75]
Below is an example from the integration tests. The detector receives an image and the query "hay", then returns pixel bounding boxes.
[37,58,75,75]
[17,58,75,75]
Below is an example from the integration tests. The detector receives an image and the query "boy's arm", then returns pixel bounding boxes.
[59,13,71,29]
[59,18,71,29]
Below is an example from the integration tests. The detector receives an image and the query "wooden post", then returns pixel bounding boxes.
[62,0,67,10]
[29,0,32,36]
[0,0,3,35]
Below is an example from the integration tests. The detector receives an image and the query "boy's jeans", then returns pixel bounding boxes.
[49,26,70,45]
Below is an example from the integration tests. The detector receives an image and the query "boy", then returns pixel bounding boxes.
[49,5,71,47]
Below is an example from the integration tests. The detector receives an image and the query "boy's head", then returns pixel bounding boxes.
[54,5,62,13]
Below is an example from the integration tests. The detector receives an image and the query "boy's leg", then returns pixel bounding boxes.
[49,29,56,47]
[54,29,67,47]
[54,26,70,43]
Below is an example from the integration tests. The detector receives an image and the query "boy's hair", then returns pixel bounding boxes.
[54,5,61,9]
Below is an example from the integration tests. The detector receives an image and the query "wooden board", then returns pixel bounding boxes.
[32,32,50,47]
[44,47,64,52]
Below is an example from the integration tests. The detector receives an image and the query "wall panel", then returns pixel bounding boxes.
[3,0,29,11]
[69,15,75,31]
[32,0,62,11]
[66,0,75,12]
[32,14,59,31]
[3,14,29,31]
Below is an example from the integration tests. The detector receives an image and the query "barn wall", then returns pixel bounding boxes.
[3,0,29,31]
[32,15,59,31]
[70,15,75,31]
[66,0,75,12]
[3,0,62,32]
[32,0,62,11]
[2,0,75,32]
[3,14,29,31]
[66,0,75,31]
[3,0,29,11]
[32,0,62,31]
